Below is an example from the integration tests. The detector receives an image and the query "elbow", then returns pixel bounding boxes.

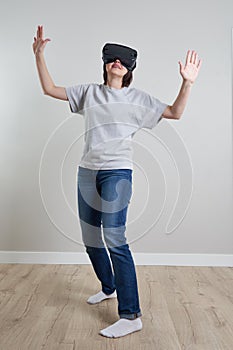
[170,106,183,120]
[169,112,181,120]
[43,89,52,96]
[42,87,50,96]
[43,85,56,97]
[165,106,182,120]
[171,109,182,120]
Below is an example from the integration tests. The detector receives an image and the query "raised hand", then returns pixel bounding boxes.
[32,25,51,56]
[178,50,202,84]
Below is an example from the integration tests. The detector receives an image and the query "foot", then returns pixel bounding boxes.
[99,317,142,338]
[87,290,117,304]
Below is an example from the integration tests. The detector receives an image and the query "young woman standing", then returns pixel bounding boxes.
[33,25,201,338]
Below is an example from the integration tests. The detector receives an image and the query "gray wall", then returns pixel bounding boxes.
[0,0,232,256]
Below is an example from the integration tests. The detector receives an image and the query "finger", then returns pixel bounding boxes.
[38,25,41,40]
[39,25,43,40]
[185,50,192,66]
[41,25,44,40]
[36,26,40,40]
[194,52,198,65]
[197,58,202,70]
[190,50,196,64]
[41,38,51,49]
[178,61,184,74]
[38,25,43,39]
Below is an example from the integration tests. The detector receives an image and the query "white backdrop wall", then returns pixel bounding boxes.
[0,0,232,261]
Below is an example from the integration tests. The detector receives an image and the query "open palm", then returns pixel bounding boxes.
[32,25,51,55]
[179,50,202,84]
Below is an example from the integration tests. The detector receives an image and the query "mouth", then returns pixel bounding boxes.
[112,63,122,69]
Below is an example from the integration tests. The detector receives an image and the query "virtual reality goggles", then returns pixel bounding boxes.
[102,43,138,71]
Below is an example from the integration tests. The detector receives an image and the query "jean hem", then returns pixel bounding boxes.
[102,289,116,295]
[119,311,142,320]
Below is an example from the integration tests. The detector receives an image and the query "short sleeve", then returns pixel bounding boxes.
[140,94,168,129]
[65,84,89,114]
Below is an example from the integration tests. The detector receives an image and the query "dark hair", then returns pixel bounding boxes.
[103,64,133,88]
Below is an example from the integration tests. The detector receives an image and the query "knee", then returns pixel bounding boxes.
[103,227,127,249]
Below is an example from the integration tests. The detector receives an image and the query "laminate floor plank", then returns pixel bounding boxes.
[0,264,232,349]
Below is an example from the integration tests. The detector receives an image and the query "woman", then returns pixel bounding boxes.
[33,25,202,338]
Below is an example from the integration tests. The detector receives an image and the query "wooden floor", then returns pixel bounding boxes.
[0,264,233,349]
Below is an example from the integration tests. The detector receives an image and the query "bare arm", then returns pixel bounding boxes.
[33,25,68,101]
[162,80,193,119]
[162,50,202,120]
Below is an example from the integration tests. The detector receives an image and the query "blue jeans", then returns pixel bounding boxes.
[77,166,142,320]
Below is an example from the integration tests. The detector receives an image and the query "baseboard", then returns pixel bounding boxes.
[0,251,232,266]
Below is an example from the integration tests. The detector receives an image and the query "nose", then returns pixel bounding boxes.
[114,58,121,63]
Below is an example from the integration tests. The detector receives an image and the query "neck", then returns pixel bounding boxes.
[106,77,123,89]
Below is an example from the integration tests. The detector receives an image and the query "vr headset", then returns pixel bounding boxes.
[102,43,138,71]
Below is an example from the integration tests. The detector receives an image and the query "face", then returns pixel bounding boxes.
[105,59,128,79]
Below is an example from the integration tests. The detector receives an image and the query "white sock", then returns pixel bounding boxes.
[87,290,117,304]
[99,318,142,338]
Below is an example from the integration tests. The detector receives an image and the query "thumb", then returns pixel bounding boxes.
[44,38,51,44]
[42,38,51,49]
[178,61,183,73]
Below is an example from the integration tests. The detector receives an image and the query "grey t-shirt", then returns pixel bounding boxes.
[65,83,167,170]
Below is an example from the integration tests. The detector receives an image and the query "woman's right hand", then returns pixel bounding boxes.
[33,25,51,56]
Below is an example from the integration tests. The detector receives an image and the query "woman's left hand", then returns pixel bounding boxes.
[179,50,202,84]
